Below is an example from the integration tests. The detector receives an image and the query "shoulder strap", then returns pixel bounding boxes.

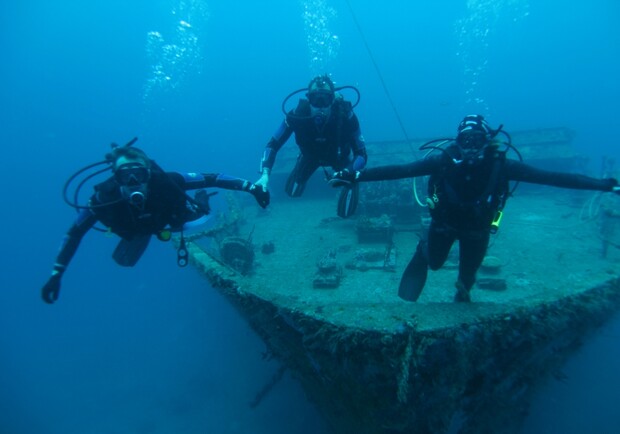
[482,150,509,210]
[293,99,311,116]
[333,98,352,144]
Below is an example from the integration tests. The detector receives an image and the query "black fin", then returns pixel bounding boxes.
[398,244,428,301]
[112,234,151,267]
[284,173,306,197]
[337,183,359,218]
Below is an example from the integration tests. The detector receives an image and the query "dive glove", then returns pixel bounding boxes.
[248,184,270,208]
[255,168,270,192]
[328,169,361,188]
[41,268,63,304]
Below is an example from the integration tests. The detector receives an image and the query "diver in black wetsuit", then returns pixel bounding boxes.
[41,142,269,304]
[255,75,367,218]
[330,115,620,303]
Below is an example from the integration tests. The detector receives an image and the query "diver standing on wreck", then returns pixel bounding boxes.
[254,75,367,218]
[40,139,270,304]
[330,115,620,302]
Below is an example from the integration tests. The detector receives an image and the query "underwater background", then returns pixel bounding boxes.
[0,0,619,433]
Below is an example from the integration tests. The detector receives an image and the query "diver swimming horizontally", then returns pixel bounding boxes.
[330,115,620,302]
[40,139,269,304]
[254,74,367,218]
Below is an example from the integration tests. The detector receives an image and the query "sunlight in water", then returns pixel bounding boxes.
[455,0,530,114]
[143,0,210,102]
[301,0,341,75]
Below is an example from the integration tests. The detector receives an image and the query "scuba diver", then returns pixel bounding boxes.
[254,74,367,218]
[40,140,270,304]
[330,115,620,303]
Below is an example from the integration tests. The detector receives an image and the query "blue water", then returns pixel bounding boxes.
[1,1,619,433]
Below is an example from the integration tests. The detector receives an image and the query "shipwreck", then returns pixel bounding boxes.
[183,127,620,433]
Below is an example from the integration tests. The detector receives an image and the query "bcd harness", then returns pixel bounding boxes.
[428,149,510,233]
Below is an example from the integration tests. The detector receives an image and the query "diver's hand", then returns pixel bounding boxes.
[41,271,62,304]
[248,184,270,208]
[327,169,360,188]
[255,169,270,192]
[613,185,620,195]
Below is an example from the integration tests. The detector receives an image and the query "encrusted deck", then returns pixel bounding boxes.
[186,185,620,433]
[192,188,618,330]
[181,127,619,433]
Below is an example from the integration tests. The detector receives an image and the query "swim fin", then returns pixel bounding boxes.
[112,234,151,267]
[398,243,428,302]
[337,183,359,218]
[285,170,306,197]
[454,280,471,303]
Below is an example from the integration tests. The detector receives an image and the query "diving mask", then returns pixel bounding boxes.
[456,114,495,155]
[307,90,335,108]
[115,163,150,186]
[457,130,489,151]
[115,163,150,209]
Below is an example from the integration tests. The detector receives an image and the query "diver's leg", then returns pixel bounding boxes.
[426,221,456,270]
[337,182,359,218]
[333,156,360,217]
[455,229,490,302]
[398,240,428,301]
[112,234,152,267]
[285,155,318,197]
[398,221,454,302]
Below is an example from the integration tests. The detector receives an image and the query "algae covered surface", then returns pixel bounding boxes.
[192,188,619,333]
[187,185,620,434]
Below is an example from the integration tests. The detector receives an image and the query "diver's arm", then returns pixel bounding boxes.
[329,157,437,188]
[178,172,254,191]
[41,209,97,304]
[55,210,96,271]
[260,119,294,173]
[177,172,270,209]
[359,157,438,182]
[505,160,618,191]
[202,173,255,191]
[348,115,367,171]
[254,120,294,192]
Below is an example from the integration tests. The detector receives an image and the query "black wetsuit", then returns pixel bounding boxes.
[260,97,367,196]
[53,171,254,272]
[360,144,618,301]
[42,167,269,304]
